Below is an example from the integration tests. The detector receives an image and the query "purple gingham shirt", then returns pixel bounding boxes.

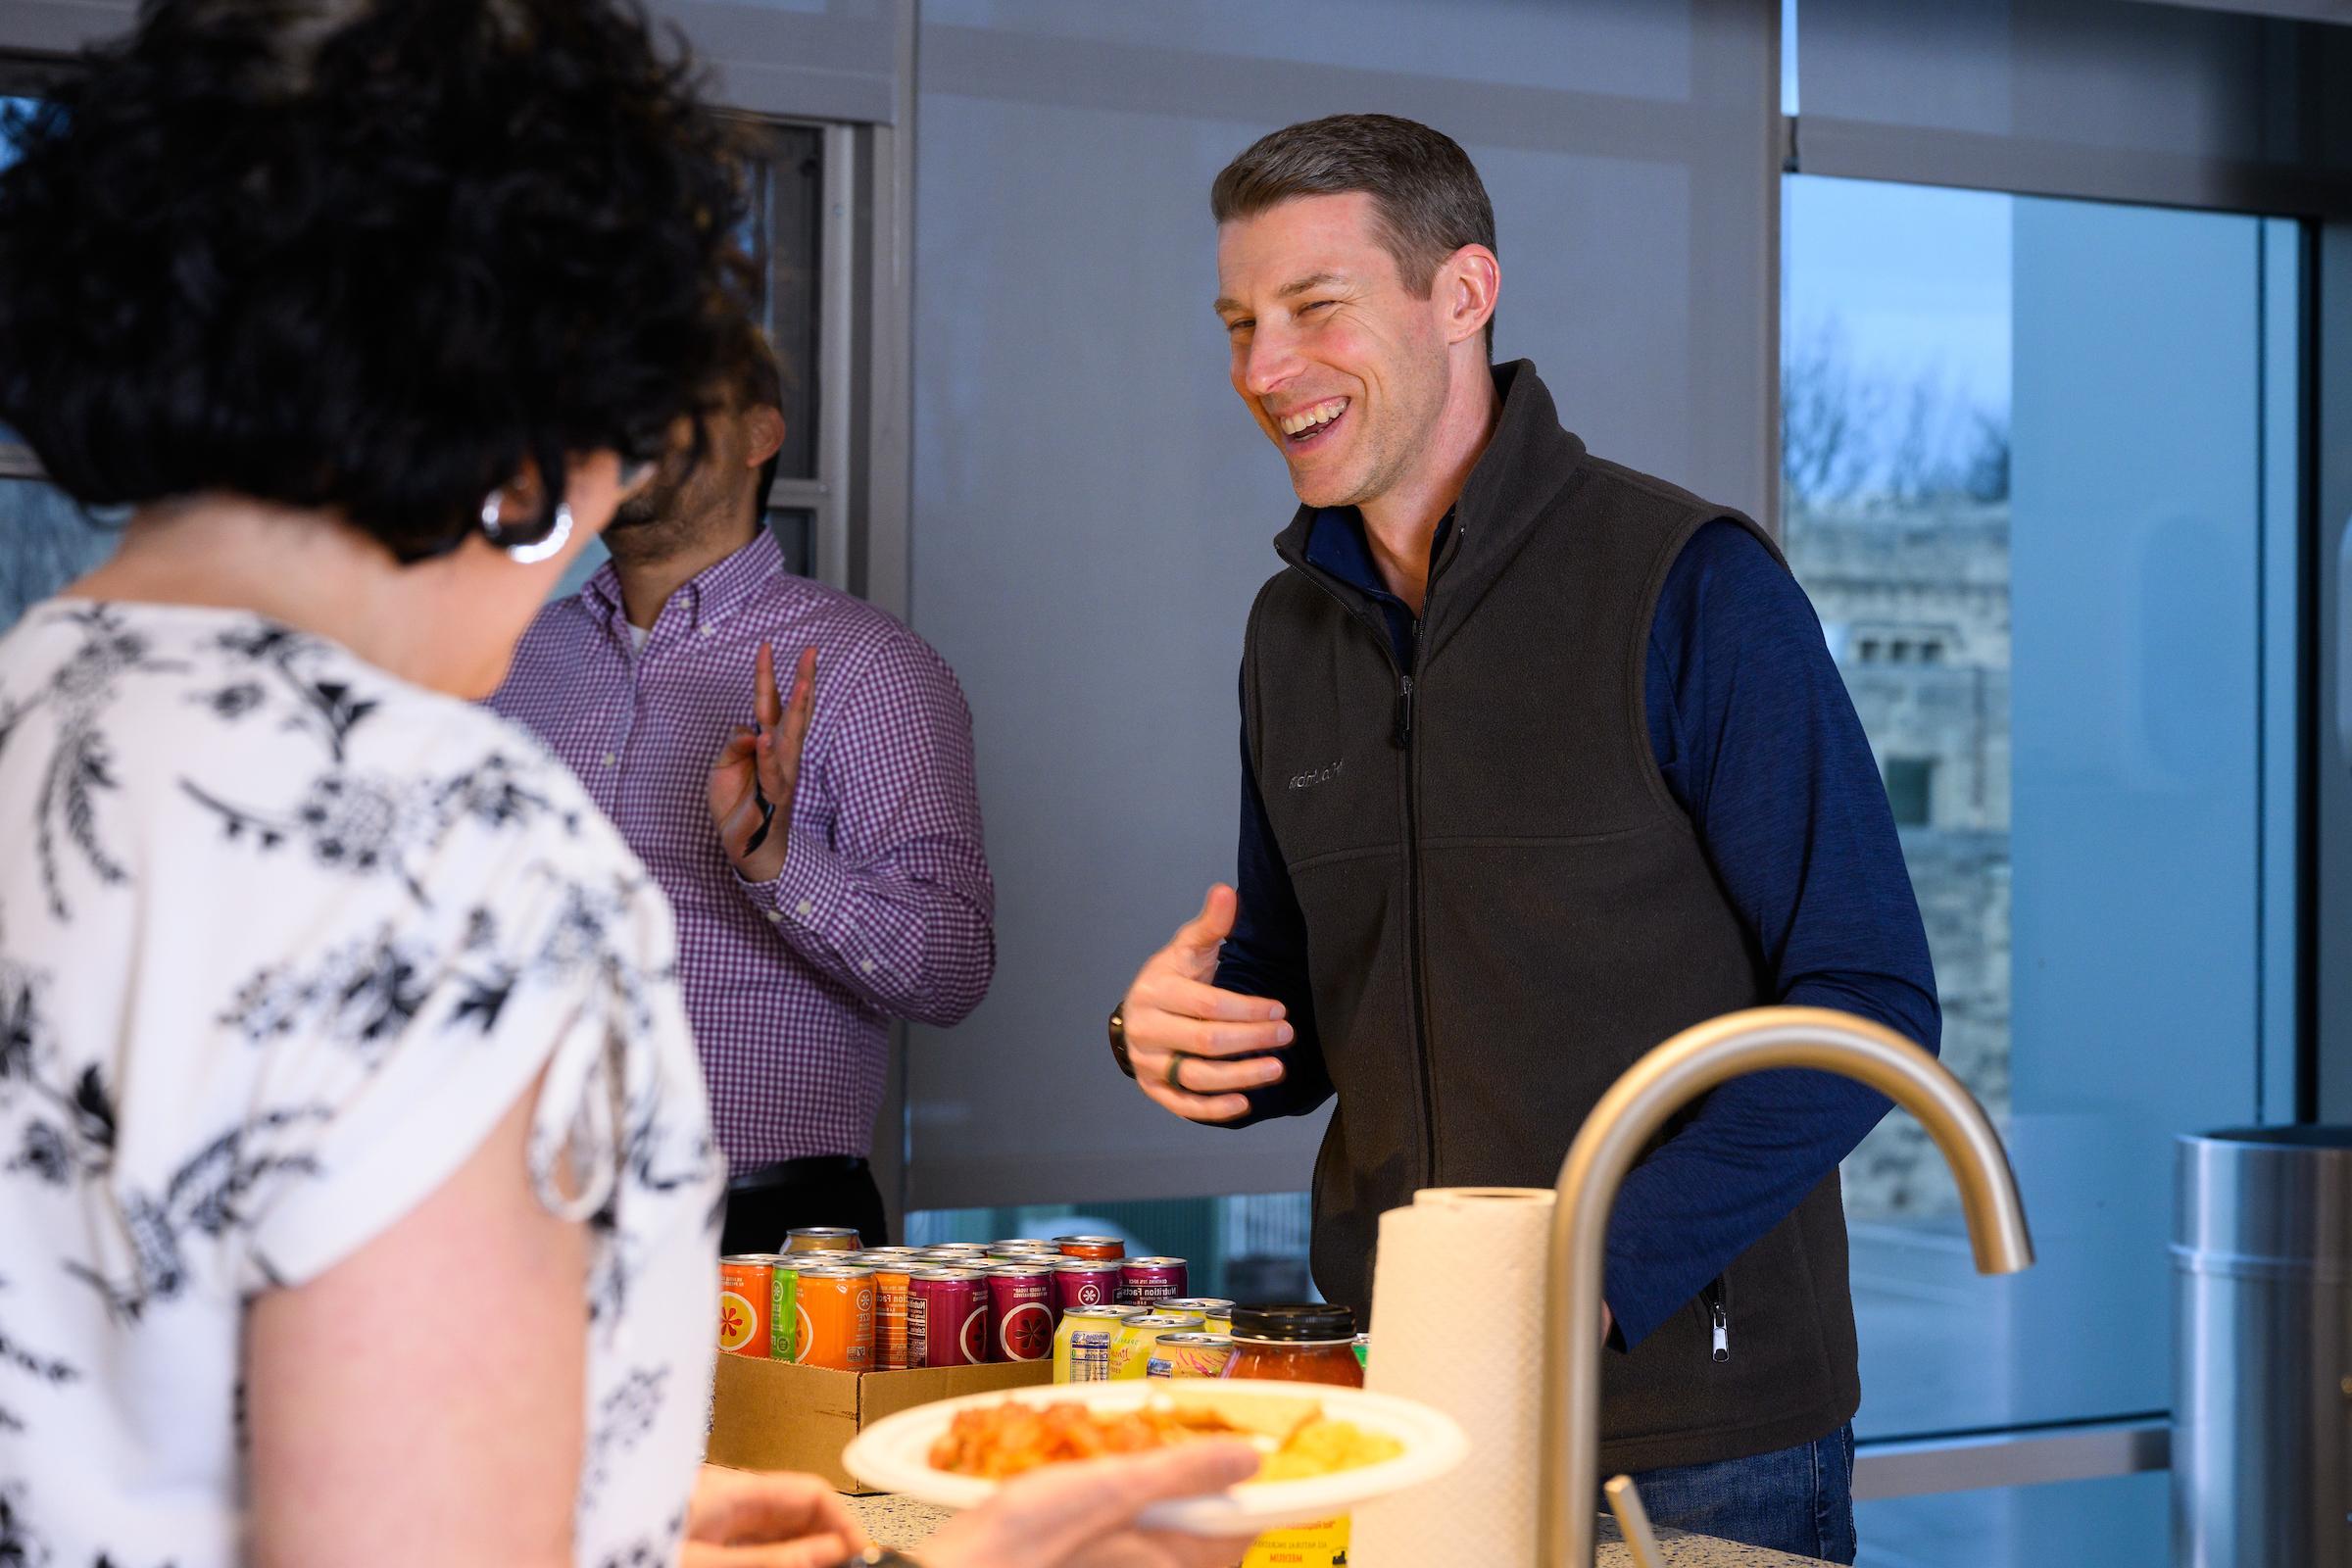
[489,529,993,1166]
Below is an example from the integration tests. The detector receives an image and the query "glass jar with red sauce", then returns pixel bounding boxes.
[1220,1303,1361,1388]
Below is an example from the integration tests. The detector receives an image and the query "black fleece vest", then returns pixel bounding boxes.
[1242,362,1860,1473]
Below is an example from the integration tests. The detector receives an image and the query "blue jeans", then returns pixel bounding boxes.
[1617,1424,1857,1563]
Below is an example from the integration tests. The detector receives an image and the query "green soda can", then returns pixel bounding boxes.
[765,1255,801,1361]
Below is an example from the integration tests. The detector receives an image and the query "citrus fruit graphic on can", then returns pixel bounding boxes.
[717,1255,772,1358]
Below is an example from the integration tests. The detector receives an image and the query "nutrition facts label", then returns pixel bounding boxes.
[1070,1329,1114,1381]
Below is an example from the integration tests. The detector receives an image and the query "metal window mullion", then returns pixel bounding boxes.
[812,122,857,593]
[1853,1415,2171,1500]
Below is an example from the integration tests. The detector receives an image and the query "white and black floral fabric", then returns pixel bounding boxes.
[0,601,723,1568]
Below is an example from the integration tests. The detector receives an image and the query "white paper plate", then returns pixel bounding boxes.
[840,1377,1469,1536]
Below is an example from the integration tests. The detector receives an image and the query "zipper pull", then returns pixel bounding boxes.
[1709,1300,1730,1362]
[1394,675,1415,749]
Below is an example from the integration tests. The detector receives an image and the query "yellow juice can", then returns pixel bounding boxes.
[1243,1519,1348,1567]
[1106,1312,1201,1380]
[1052,1305,1138,1383]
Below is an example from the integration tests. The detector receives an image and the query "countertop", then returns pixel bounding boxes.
[843,1493,1835,1565]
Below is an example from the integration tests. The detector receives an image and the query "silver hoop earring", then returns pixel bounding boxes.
[478,487,572,565]
[506,503,573,565]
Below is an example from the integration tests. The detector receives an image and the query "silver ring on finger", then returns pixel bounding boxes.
[1163,1049,1193,1092]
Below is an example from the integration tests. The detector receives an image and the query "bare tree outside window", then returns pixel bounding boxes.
[1782,312,2013,1224]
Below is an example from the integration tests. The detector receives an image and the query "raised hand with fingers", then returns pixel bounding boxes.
[710,641,816,883]
[1117,885,1296,1126]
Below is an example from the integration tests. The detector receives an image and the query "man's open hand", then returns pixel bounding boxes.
[1118,886,1295,1124]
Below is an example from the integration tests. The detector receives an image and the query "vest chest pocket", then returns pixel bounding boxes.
[1259,744,1400,866]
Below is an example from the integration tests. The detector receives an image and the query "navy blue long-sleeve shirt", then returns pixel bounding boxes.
[1216,511,1940,1349]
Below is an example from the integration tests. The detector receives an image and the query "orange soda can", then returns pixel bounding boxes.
[717,1255,773,1359]
[870,1265,915,1371]
[1054,1235,1125,1261]
[794,1265,876,1370]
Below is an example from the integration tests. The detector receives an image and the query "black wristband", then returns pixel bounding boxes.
[1108,1003,1136,1078]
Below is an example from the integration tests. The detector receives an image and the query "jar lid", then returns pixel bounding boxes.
[1228,1303,1355,1342]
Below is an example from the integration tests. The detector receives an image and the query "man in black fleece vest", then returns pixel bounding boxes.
[1106,115,1938,1562]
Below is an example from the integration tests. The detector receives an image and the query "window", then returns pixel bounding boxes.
[907,1194,1317,1303]
[552,119,850,603]
[0,478,114,627]
[1787,172,2299,1567]
[1883,757,1934,828]
[0,95,108,629]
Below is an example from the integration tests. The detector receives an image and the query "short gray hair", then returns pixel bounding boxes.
[1210,114,1495,351]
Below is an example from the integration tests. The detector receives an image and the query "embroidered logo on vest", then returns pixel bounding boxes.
[1287,759,1345,790]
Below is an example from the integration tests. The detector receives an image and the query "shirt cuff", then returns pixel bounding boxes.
[735,829,854,937]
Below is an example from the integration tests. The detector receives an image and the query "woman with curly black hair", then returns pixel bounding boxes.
[0,5,1254,1567]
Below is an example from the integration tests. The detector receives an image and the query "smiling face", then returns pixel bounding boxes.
[1216,192,1457,511]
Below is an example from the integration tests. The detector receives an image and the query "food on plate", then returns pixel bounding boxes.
[1163,1388,1320,1443]
[926,1390,1402,1484]
[1256,1417,1404,1482]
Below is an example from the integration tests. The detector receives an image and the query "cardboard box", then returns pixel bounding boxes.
[708,1355,1053,1493]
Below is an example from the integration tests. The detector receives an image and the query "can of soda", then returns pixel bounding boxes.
[793,1266,875,1370]
[990,1237,1054,1253]
[717,1255,773,1358]
[987,1244,1054,1263]
[908,1269,991,1368]
[1158,1298,1234,1337]
[869,1265,915,1371]
[1054,1235,1126,1261]
[1118,1256,1189,1306]
[1053,1305,1135,1384]
[1109,1313,1199,1380]
[926,1243,992,1255]
[750,1253,802,1361]
[987,1266,1056,1363]
[1147,1332,1236,1379]
[1052,1258,1126,1315]
[785,1228,863,1253]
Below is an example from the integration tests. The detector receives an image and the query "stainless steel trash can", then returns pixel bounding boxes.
[2175,1127,2352,1568]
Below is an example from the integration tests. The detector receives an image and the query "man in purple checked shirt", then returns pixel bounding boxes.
[491,324,994,1251]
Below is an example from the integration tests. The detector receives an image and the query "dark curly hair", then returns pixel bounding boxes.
[0,0,757,561]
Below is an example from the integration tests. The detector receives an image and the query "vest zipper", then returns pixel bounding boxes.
[1400,635,1439,1190]
[1702,1276,1731,1362]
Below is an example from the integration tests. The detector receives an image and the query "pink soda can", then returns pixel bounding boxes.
[1118,1256,1189,1307]
[908,1268,991,1368]
[1052,1258,1125,1317]
[988,1265,1057,1362]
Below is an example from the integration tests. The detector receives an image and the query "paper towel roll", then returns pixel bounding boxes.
[1350,1187,1555,1568]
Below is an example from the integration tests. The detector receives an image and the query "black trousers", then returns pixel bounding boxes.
[719,1157,890,1255]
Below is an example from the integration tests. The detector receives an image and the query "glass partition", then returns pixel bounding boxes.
[1786,171,2301,1563]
